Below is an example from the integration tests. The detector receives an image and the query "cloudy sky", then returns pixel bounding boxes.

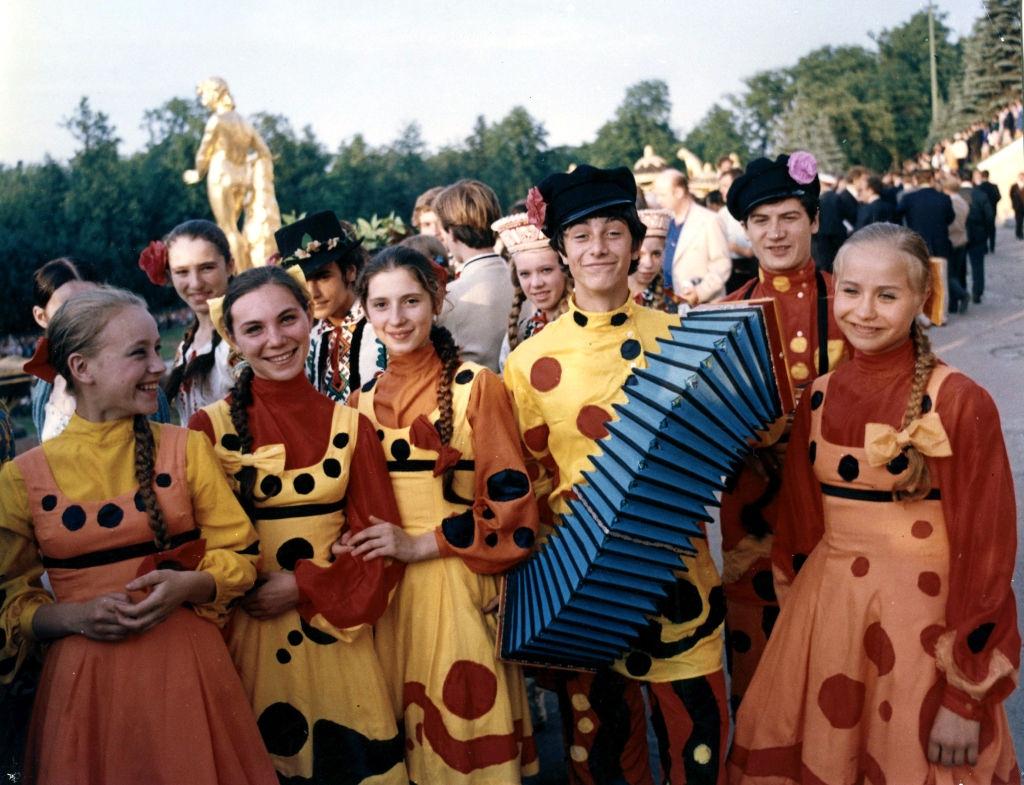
[1,0,981,165]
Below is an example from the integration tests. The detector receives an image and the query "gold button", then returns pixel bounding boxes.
[790,336,808,354]
[790,362,809,380]
[772,276,791,293]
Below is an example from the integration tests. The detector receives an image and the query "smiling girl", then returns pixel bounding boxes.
[730,223,1019,782]
[343,245,539,784]
[629,208,684,314]
[0,286,275,784]
[188,266,407,784]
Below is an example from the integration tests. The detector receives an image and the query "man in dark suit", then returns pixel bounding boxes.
[855,176,897,229]
[974,169,1001,251]
[837,166,866,231]
[812,175,846,271]
[897,168,954,258]
[1010,171,1024,240]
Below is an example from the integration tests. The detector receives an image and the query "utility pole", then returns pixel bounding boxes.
[928,1,939,124]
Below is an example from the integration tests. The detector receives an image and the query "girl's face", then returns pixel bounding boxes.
[834,244,927,355]
[229,284,311,381]
[168,236,232,317]
[364,267,439,357]
[635,236,665,287]
[70,306,165,420]
[514,248,566,314]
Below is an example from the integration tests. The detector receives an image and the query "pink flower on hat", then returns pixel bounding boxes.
[526,187,547,230]
[787,151,818,185]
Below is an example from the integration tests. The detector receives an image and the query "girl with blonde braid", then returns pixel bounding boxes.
[494,213,571,371]
[0,286,275,784]
[342,245,539,783]
[730,223,1019,782]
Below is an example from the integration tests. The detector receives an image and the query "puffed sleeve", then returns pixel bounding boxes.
[769,390,825,605]
[184,429,260,625]
[929,376,1019,719]
[433,369,539,573]
[0,461,53,683]
[293,414,405,628]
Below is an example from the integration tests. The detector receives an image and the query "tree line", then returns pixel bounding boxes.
[0,1,1018,336]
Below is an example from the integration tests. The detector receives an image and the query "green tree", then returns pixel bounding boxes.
[682,103,752,167]
[585,80,679,168]
[250,113,332,217]
[775,93,847,174]
[735,70,793,158]
[952,0,1023,127]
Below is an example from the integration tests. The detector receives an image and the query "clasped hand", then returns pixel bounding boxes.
[332,516,438,564]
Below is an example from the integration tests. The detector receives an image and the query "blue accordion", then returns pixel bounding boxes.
[498,301,792,670]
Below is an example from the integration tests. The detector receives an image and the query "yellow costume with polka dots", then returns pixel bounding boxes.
[203,400,406,784]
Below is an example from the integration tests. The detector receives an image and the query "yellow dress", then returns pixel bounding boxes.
[355,351,538,784]
[201,396,407,784]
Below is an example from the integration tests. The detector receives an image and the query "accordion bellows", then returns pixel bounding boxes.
[499,303,789,670]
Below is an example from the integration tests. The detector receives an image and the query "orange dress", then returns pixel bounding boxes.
[0,416,276,785]
[729,342,1019,784]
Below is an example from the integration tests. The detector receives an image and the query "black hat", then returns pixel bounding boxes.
[727,152,821,221]
[534,165,636,237]
[276,211,361,276]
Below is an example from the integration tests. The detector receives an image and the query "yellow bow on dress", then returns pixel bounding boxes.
[206,265,308,350]
[213,442,287,476]
[864,412,952,467]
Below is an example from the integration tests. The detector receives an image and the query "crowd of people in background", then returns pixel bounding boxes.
[920,99,1023,178]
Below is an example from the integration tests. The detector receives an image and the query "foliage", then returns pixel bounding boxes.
[354,213,409,252]
[775,94,847,174]
[584,80,680,168]
[950,0,1023,129]
[682,103,752,168]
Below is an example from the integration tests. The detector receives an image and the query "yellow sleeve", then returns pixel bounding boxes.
[503,358,556,536]
[185,430,260,625]
[0,461,53,682]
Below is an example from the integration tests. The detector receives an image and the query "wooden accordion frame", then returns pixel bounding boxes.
[497,299,794,671]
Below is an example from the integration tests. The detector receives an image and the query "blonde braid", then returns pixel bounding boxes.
[132,415,169,550]
[507,284,526,351]
[893,321,937,501]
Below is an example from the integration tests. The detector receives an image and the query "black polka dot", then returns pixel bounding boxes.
[276,648,291,664]
[620,339,642,361]
[441,510,475,549]
[838,455,860,482]
[809,440,817,465]
[257,702,309,757]
[376,429,385,442]
[967,622,995,653]
[484,532,499,547]
[155,473,172,488]
[572,311,589,327]
[513,527,535,549]
[287,630,303,646]
[658,576,704,624]
[361,377,377,393]
[276,538,315,571]
[810,390,824,410]
[921,394,932,413]
[322,459,342,478]
[455,369,474,385]
[730,630,752,654]
[96,503,124,529]
[61,505,86,531]
[293,474,316,495]
[886,452,909,475]
[260,475,283,497]
[41,494,58,512]
[761,605,780,639]
[134,492,146,512]
[332,433,349,449]
[300,616,338,645]
[752,570,777,602]
[625,651,652,676]
[220,433,241,451]
[482,506,495,520]
[792,553,808,573]
[610,312,628,327]
[0,657,16,677]
[486,469,530,501]
[391,439,411,462]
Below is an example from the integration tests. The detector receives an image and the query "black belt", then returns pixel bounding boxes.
[41,528,201,570]
[386,459,475,473]
[253,500,345,521]
[821,483,941,502]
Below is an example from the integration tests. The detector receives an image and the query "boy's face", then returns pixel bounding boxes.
[560,216,636,299]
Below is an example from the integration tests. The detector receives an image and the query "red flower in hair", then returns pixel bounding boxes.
[526,187,547,230]
[429,259,449,289]
[138,240,169,285]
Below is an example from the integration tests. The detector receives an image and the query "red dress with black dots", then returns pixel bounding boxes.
[729,341,1019,784]
[352,345,539,784]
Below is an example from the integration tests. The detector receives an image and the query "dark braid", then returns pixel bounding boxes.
[893,321,937,501]
[429,325,471,505]
[228,365,261,520]
[132,415,170,550]
[163,316,224,402]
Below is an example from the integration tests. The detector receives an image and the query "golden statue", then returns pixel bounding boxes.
[184,77,281,270]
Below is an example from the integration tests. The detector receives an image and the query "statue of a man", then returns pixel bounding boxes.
[184,77,281,270]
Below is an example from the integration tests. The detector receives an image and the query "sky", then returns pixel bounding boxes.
[0,0,983,166]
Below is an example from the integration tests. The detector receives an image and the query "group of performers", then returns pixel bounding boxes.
[0,152,1018,785]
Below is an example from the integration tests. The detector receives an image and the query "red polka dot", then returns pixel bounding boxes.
[920,625,945,656]
[523,424,550,453]
[817,673,865,729]
[530,357,562,392]
[442,660,498,720]
[918,572,941,596]
[576,405,612,440]
[851,557,870,577]
[878,701,892,721]
[911,520,933,539]
[526,462,540,481]
[863,622,895,676]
